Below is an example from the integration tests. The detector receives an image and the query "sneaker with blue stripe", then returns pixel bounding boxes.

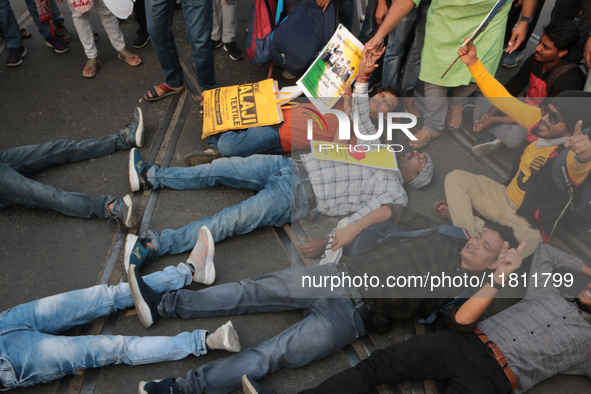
[110,194,137,228]
[123,107,145,148]
[124,234,157,273]
[129,148,151,192]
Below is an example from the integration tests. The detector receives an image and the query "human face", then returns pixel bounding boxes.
[369,91,399,119]
[576,283,591,312]
[534,34,566,63]
[537,103,569,139]
[398,150,428,182]
[460,230,504,272]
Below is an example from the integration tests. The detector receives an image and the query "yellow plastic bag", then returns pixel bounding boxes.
[202,79,291,138]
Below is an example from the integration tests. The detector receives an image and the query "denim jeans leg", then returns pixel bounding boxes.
[0,264,192,334]
[423,82,447,134]
[0,133,129,176]
[23,0,52,39]
[150,168,296,253]
[337,0,354,32]
[0,328,207,389]
[382,8,417,90]
[182,0,217,91]
[174,296,364,393]
[0,163,113,218]
[49,0,65,24]
[216,126,284,157]
[146,0,184,88]
[400,1,429,95]
[0,1,23,48]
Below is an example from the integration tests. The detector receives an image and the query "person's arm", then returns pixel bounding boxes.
[375,0,389,25]
[585,34,591,69]
[362,0,416,66]
[506,0,537,54]
[474,115,518,133]
[331,205,393,250]
[451,237,529,328]
[458,41,541,131]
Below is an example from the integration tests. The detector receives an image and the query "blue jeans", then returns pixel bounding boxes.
[147,155,309,255]
[158,264,366,394]
[206,126,285,157]
[0,132,130,218]
[382,7,417,91]
[24,0,64,40]
[337,0,354,32]
[146,0,217,90]
[400,0,429,96]
[0,264,203,390]
[0,0,22,48]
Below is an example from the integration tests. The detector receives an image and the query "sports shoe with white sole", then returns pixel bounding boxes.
[138,378,179,394]
[186,226,216,284]
[129,264,162,328]
[129,148,151,192]
[124,234,157,273]
[124,107,145,148]
[206,320,241,352]
[111,194,138,228]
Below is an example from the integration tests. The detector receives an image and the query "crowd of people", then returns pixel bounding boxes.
[1,0,591,393]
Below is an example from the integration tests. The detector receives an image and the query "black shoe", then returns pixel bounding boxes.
[138,378,179,394]
[45,36,69,53]
[211,38,223,49]
[184,146,221,166]
[129,265,162,328]
[6,47,26,66]
[223,41,243,61]
[133,29,150,49]
[472,132,502,158]
[242,375,276,394]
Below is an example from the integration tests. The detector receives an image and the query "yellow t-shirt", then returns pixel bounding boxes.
[467,60,591,207]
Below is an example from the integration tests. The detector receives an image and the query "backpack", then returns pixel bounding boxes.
[269,0,336,77]
[342,222,470,257]
[246,0,277,65]
[554,139,591,235]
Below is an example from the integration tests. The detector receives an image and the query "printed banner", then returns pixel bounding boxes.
[310,140,399,170]
[297,25,363,112]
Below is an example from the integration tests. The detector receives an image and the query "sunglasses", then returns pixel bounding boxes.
[540,106,565,125]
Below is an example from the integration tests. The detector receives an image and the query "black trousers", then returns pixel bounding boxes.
[299,330,513,394]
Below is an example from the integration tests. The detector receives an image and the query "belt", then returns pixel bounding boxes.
[336,264,377,334]
[296,163,317,212]
[474,329,518,393]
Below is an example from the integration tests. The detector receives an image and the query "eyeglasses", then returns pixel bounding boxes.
[540,106,565,125]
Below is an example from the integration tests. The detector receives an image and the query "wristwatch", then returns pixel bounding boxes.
[520,16,533,23]
[491,279,504,290]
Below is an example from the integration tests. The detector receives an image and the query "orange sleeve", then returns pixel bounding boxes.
[468,60,541,132]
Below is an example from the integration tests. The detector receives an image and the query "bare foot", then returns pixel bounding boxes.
[447,104,463,129]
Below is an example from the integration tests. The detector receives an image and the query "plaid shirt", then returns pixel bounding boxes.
[341,204,471,334]
[475,244,591,394]
[300,155,407,223]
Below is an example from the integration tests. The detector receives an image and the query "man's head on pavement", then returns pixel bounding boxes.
[537,91,591,138]
[398,150,433,188]
[369,88,400,119]
[460,223,519,272]
[575,282,591,314]
[535,21,579,64]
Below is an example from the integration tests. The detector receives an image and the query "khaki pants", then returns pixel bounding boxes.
[444,170,541,257]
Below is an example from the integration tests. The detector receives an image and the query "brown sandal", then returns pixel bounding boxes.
[144,83,184,101]
[82,58,100,78]
[118,49,142,66]
[409,128,441,149]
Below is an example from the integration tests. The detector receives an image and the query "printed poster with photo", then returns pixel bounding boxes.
[310,140,399,171]
[296,24,363,112]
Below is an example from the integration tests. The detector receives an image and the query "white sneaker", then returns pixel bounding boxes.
[319,218,349,265]
[207,320,241,352]
[187,226,215,284]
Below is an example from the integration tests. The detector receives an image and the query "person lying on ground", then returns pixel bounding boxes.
[0,108,147,228]
[0,237,241,390]
[184,47,404,165]
[242,243,591,394]
[127,213,520,394]
[434,41,591,258]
